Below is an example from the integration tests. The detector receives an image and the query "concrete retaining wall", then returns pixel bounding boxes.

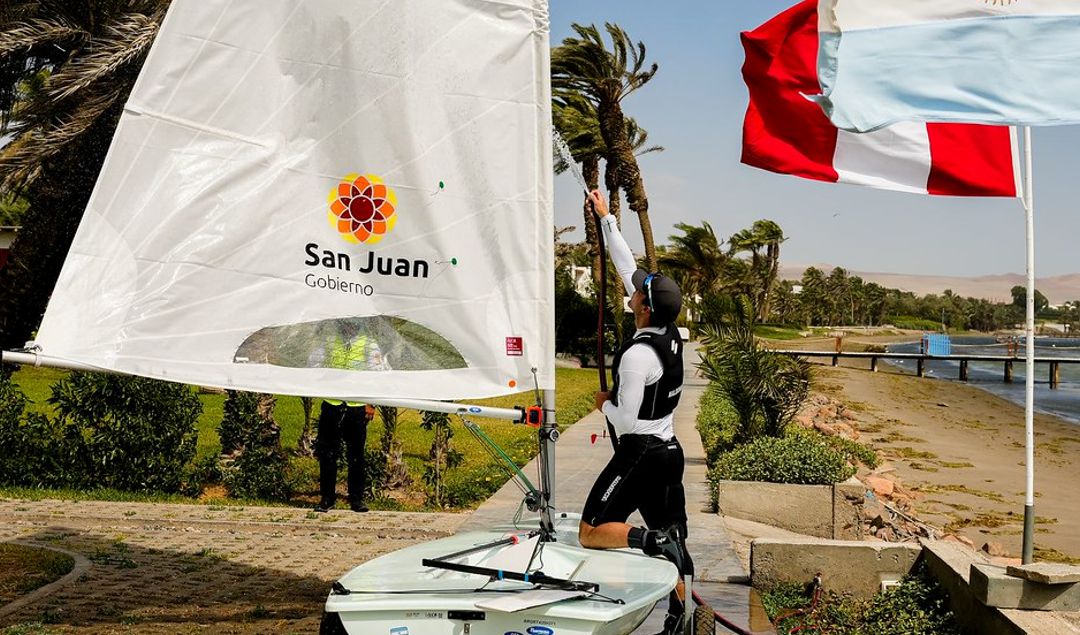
[717,477,865,539]
[751,538,921,599]
[922,540,1024,635]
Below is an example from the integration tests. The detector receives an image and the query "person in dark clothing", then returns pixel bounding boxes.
[579,190,694,635]
[312,321,386,513]
[314,400,373,513]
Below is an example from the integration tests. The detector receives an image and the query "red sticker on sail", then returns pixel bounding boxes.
[506,337,523,356]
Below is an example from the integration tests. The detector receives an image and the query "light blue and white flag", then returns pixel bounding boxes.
[812,0,1080,132]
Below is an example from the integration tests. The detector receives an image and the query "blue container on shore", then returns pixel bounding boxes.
[922,333,951,356]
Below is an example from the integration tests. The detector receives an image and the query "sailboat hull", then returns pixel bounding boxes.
[322,516,678,635]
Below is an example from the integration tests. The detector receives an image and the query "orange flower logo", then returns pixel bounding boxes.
[328,173,398,244]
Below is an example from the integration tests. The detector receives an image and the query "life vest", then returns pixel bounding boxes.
[325,335,368,407]
[610,323,684,422]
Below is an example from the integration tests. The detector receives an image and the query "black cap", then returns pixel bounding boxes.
[631,270,682,324]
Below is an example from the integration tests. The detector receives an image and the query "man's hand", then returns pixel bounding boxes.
[594,390,610,412]
[588,190,608,218]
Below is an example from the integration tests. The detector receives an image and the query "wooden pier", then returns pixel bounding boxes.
[772,350,1080,389]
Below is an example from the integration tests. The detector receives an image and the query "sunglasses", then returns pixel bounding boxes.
[642,272,659,310]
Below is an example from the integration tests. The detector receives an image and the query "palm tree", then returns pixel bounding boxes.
[659,220,726,319]
[552,23,660,270]
[602,117,662,229]
[799,267,827,326]
[754,220,786,320]
[553,94,661,348]
[728,220,786,322]
[0,0,168,350]
[553,94,606,293]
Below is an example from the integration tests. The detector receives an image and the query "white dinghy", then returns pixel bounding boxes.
[2,1,680,634]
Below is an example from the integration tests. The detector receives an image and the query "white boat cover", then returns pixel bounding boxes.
[35,0,555,400]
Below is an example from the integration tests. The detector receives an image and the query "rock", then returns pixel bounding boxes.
[833,422,856,439]
[864,476,895,498]
[795,414,814,428]
[819,405,837,420]
[981,541,1010,557]
[863,499,886,519]
[990,556,1023,568]
[875,526,896,541]
[943,534,976,549]
[813,421,837,436]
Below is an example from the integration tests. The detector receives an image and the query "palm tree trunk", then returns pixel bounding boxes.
[621,164,656,271]
[297,396,316,456]
[603,159,622,224]
[597,101,656,271]
[582,156,601,291]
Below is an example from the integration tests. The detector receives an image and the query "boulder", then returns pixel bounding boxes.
[813,421,837,436]
[943,534,976,549]
[864,476,895,498]
[981,541,1010,558]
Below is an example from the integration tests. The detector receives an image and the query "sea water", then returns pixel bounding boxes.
[886,336,1080,425]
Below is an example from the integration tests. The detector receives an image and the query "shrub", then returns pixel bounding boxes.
[421,410,463,508]
[714,433,855,485]
[223,444,293,501]
[696,386,740,464]
[764,561,960,635]
[217,391,291,500]
[819,431,880,469]
[697,301,811,442]
[886,315,941,331]
[45,373,200,492]
[0,375,84,488]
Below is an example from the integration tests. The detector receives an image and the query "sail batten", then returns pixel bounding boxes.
[34,0,554,402]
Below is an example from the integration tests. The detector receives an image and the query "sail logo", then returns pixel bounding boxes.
[328,173,398,245]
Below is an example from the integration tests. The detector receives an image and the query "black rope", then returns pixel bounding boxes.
[592,199,619,451]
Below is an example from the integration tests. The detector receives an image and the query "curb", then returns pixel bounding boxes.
[0,541,92,621]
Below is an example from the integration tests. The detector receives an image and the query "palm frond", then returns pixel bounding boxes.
[0,18,87,59]
[0,89,116,190]
[46,12,160,101]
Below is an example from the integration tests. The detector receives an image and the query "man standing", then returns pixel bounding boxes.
[313,321,386,513]
[578,190,693,635]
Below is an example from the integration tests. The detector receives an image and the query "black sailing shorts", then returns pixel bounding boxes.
[581,433,687,529]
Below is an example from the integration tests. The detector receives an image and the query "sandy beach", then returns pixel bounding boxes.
[780,334,1080,563]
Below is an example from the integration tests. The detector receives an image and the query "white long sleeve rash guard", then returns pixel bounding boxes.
[598,214,675,441]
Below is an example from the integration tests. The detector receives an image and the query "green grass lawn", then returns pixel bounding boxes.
[8,366,599,511]
[754,325,804,340]
[0,544,74,605]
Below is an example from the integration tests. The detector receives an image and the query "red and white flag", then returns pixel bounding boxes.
[740,0,1020,197]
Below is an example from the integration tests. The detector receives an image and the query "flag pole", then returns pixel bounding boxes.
[1021,126,1036,565]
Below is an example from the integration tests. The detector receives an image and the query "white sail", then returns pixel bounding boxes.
[34,0,554,401]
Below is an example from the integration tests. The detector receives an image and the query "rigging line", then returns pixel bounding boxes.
[513,497,527,530]
[459,416,536,495]
[111,0,397,240]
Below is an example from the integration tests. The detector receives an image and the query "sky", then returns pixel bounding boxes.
[548,1,1080,278]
